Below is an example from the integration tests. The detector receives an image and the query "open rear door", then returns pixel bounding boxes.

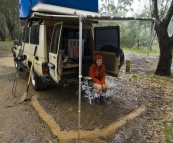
[94,26,120,77]
[48,22,63,82]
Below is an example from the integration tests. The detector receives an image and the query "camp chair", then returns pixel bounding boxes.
[81,76,94,104]
[75,56,94,104]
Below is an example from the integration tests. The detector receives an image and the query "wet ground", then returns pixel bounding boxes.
[0,45,173,142]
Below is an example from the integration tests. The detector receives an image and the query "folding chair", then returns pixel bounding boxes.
[75,56,94,104]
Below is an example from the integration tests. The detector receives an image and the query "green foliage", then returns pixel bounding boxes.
[99,0,134,15]
[99,0,157,49]
[0,0,19,40]
[122,21,151,48]
[122,44,160,55]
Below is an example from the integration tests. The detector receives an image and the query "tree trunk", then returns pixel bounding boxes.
[0,31,5,41]
[6,17,15,40]
[155,22,172,76]
[0,23,6,41]
[152,0,173,76]
[137,40,139,49]
[9,27,15,40]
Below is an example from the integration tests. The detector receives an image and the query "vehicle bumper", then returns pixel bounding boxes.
[41,76,55,86]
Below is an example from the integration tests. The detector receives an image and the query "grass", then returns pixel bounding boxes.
[0,41,14,45]
[132,74,138,79]
[152,74,159,79]
[122,44,160,56]
[159,123,173,143]
[0,41,14,51]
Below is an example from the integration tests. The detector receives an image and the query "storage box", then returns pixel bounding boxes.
[68,39,84,58]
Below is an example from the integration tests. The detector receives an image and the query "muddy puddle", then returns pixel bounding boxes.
[37,83,138,130]
[32,94,146,142]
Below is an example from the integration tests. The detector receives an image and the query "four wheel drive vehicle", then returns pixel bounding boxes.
[12,0,124,90]
[12,2,124,91]
[12,18,124,91]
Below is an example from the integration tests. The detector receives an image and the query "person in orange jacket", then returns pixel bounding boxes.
[88,54,108,104]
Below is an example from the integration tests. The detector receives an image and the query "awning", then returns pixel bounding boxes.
[31,12,155,22]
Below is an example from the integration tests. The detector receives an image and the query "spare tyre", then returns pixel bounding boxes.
[119,48,124,69]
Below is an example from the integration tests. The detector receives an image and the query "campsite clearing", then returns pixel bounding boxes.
[0,46,173,142]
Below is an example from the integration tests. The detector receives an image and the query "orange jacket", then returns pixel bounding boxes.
[88,55,106,84]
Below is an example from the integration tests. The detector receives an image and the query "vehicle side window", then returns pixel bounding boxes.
[30,26,39,45]
[19,32,23,46]
[23,27,30,43]
[94,28,120,56]
[47,27,53,52]
[50,24,61,54]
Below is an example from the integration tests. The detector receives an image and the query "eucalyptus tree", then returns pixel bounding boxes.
[152,0,173,76]
[98,0,135,46]
[0,0,19,40]
[99,0,134,15]
[133,6,154,50]
[119,19,150,49]
[0,15,6,41]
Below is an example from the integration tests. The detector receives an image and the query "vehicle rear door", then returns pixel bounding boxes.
[94,26,121,77]
[48,22,63,82]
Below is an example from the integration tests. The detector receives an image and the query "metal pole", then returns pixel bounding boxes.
[147,21,156,57]
[78,15,83,141]
[12,65,20,97]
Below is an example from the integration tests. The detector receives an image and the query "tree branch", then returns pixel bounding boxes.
[152,0,160,21]
[162,1,173,28]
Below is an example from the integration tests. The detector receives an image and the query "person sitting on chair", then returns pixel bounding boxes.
[88,54,108,104]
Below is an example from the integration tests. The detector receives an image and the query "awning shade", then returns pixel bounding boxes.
[31,12,155,22]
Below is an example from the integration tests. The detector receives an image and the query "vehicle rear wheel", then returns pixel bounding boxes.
[31,68,46,91]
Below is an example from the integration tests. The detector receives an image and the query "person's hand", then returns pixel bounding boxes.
[102,84,107,89]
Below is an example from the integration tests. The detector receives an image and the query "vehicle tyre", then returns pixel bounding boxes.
[119,48,124,69]
[31,68,47,91]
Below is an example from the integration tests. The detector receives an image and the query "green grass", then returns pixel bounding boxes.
[162,123,173,143]
[152,74,159,79]
[132,74,138,79]
[148,74,160,82]
[0,41,14,51]
[0,41,14,45]
[122,44,160,56]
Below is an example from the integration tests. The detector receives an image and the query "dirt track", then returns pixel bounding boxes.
[0,47,173,143]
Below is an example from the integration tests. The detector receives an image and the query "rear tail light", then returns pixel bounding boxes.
[42,63,49,76]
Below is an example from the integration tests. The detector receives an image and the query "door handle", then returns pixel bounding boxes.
[48,63,55,69]
[35,56,39,60]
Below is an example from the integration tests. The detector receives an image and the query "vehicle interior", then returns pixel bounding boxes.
[46,22,94,83]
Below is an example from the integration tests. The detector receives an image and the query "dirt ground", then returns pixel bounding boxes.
[0,45,173,143]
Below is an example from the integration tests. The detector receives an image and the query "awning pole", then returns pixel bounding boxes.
[78,15,83,141]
